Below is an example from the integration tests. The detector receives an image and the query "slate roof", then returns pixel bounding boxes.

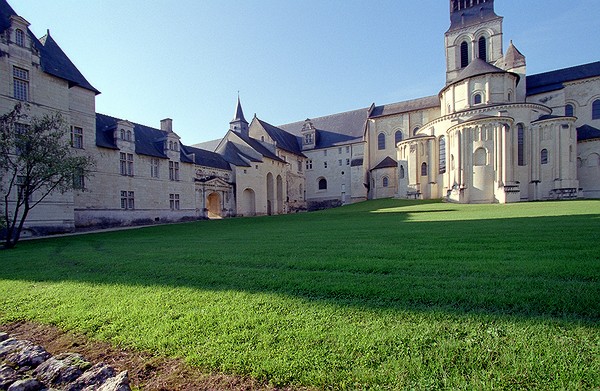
[0,0,99,94]
[235,132,285,163]
[96,113,195,163]
[371,156,398,171]
[219,142,252,167]
[231,96,248,124]
[255,118,304,156]
[450,58,507,86]
[577,125,600,142]
[527,61,600,96]
[369,96,440,118]
[279,107,368,149]
[182,145,230,171]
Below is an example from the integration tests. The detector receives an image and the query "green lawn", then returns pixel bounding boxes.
[1,199,599,389]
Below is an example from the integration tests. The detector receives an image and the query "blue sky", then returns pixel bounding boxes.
[14,1,600,145]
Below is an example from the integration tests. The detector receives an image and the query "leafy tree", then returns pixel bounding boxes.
[0,104,94,249]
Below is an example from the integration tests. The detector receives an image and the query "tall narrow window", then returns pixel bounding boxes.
[15,29,24,47]
[478,37,487,61]
[592,100,600,120]
[169,161,180,180]
[460,41,469,68]
[150,158,160,178]
[170,194,180,210]
[395,130,403,145]
[73,169,85,190]
[421,162,428,177]
[473,93,482,105]
[120,191,134,210]
[71,126,84,149]
[120,153,127,175]
[399,165,405,179]
[13,67,29,101]
[439,136,446,174]
[565,104,574,117]
[127,153,134,176]
[541,149,548,165]
[517,124,525,166]
[382,177,389,188]
[378,133,386,150]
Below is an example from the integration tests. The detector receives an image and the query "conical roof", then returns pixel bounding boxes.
[502,40,526,69]
[231,95,248,124]
[450,58,507,85]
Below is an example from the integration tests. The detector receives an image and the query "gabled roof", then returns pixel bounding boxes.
[527,61,600,96]
[39,32,100,94]
[369,96,440,118]
[255,118,304,156]
[218,142,252,167]
[0,0,99,95]
[577,125,600,142]
[279,107,368,149]
[234,131,286,163]
[501,41,526,69]
[182,145,231,171]
[371,156,398,170]
[96,113,195,163]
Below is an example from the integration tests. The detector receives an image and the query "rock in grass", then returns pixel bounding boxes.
[6,378,44,391]
[64,362,116,391]
[0,338,20,359]
[5,341,50,368]
[33,353,90,386]
[94,371,131,391]
[0,364,19,389]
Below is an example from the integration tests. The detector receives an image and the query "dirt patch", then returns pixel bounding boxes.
[1,321,304,391]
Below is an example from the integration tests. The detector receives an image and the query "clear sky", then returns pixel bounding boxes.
[12,0,600,145]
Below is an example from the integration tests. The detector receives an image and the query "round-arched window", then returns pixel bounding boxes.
[318,178,327,190]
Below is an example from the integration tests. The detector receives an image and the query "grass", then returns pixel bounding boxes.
[1,199,599,389]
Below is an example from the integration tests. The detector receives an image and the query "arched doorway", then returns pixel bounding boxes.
[266,173,274,215]
[276,175,283,214]
[242,188,256,216]
[207,192,221,219]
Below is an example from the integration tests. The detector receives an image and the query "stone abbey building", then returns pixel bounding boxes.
[1,0,599,235]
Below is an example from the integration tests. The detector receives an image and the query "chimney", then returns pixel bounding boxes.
[160,118,173,132]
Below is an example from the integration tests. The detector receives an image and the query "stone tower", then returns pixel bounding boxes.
[445,0,504,84]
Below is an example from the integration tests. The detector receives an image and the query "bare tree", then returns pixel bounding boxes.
[0,104,95,249]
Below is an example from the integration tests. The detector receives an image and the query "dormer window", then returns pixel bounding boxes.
[126,130,132,141]
[15,29,24,47]
[120,129,126,140]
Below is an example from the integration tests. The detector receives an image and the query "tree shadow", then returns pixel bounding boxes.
[1,209,599,324]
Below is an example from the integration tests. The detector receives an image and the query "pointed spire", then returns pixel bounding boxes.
[503,40,526,69]
[232,94,248,124]
[230,94,249,134]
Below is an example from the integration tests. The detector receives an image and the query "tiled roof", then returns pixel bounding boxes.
[235,132,286,163]
[371,156,398,170]
[527,61,600,96]
[0,0,99,94]
[183,145,231,171]
[577,125,600,142]
[255,118,304,156]
[279,107,368,148]
[369,96,440,118]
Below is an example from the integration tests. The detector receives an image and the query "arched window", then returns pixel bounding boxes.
[565,104,574,117]
[508,91,512,102]
[120,129,126,140]
[395,130,403,145]
[399,165,405,179]
[382,176,389,188]
[592,100,600,120]
[478,36,487,61]
[473,93,482,105]
[474,147,487,166]
[413,126,420,137]
[460,41,469,68]
[169,141,173,150]
[421,162,428,176]
[377,133,386,150]
[439,136,446,174]
[15,29,24,47]
[517,124,525,166]
[318,178,327,190]
[541,149,548,165]
[126,130,132,141]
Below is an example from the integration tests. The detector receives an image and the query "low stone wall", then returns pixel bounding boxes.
[0,332,130,391]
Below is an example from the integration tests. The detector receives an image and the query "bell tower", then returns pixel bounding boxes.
[445,0,504,84]
[229,95,249,135]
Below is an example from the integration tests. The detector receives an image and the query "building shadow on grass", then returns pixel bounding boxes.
[2,211,600,324]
